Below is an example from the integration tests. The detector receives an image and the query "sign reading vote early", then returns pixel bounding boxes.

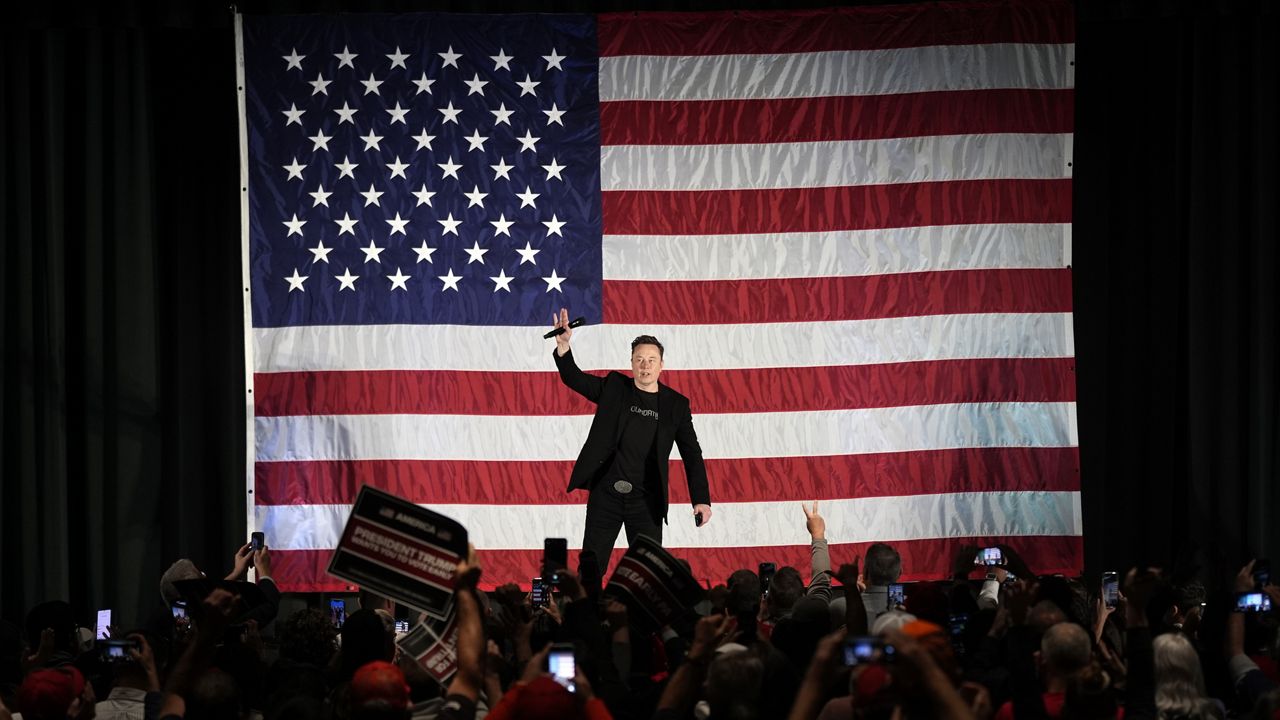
[328,485,468,618]
[605,535,706,630]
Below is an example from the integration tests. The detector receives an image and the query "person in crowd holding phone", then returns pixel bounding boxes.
[95,634,160,720]
[861,543,903,626]
[549,308,712,566]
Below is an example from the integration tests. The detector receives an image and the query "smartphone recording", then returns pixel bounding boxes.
[842,636,896,666]
[1102,571,1120,609]
[547,643,576,692]
[1234,592,1272,613]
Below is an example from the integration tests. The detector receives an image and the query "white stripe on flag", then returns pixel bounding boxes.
[256,491,1083,551]
[602,223,1071,281]
[254,402,1077,462]
[252,313,1075,373]
[600,134,1071,192]
[599,44,1075,101]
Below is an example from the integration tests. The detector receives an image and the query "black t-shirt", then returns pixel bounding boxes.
[605,386,660,490]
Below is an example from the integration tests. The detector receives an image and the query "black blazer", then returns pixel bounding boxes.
[554,348,711,522]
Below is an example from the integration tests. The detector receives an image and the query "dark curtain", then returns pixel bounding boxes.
[1074,0,1280,585]
[3,0,1278,627]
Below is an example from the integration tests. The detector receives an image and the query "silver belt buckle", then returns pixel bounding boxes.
[612,480,633,494]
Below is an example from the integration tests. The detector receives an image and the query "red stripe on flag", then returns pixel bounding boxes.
[272,535,1084,592]
[603,269,1072,325]
[254,447,1080,506]
[253,358,1077,417]
[597,4,1074,57]
[600,90,1075,145]
[602,179,1073,235]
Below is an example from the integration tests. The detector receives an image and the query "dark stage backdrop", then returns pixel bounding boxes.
[3,0,1277,626]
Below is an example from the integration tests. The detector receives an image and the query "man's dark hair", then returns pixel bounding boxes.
[630,335,664,358]
[705,650,765,720]
[864,543,902,585]
[768,567,804,614]
[278,608,338,666]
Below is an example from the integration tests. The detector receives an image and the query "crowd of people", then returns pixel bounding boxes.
[2,504,1278,720]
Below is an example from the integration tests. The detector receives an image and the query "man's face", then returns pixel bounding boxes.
[630,344,664,389]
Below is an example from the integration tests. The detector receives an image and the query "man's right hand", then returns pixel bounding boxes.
[553,307,573,356]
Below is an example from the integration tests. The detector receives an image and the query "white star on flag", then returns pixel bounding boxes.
[386,156,410,179]
[334,102,358,124]
[361,239,385,264]
[386,46,410,69]
[490,48,513,71]
[386,102,410,124]
[464,186,488,208]
[542,214,566,237]
[542,48,566,70]
[412,73,435,95]
[361,73,384,95]
[412,184,436,206]
[464,129,488,152]
[335,267,358,291]
[334,212,359,235]
[437,156,462,180]
[542,103,565,126]
[335,156,359,179]
[516,241,540,265]
[282,104,305,126]
[438,213,462,235]
[285,268,308,292]
[490,213,514,236]
[282,213,306,236]
[517,130,540,153]
[438,46,462,68]
[334,46,357,69]
[309,240,333,264]
[439,101,463,125]
[361,130,384,151]
[413,129,436,150]
[309,74,331,95]
[282,157,306,180]
[283,48,304,71]
[490,268,514,292]
[490,103,514,126]
[413,240,437,263]
[387,267,411,290]
[386,212,410,235]
[464,241,489,264]
[516,74,539,96]
[490,157,513,180]
[542,157,566,180]
[543,269,566,293]
[517,186,540,209]
[309,185,332,207]
[309,130,332,151]
[464,74,488,95]
[360,183,384,206]
[438,268,462,291]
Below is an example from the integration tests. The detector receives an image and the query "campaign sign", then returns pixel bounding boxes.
[397,612,459,684]
[605,535,706,630]
[328,485,467,619]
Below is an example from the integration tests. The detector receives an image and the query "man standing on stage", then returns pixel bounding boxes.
[550,308,712,565]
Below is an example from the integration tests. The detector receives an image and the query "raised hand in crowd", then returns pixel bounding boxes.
[226,544,254,581]
[802,501,825,541]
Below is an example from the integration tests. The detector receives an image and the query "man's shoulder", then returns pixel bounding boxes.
[659,383,690,404]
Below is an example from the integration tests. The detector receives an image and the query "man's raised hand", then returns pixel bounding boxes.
[553,307,573,356]
[802,501,826,541]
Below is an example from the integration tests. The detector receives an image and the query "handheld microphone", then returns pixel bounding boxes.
[543,317,586,339]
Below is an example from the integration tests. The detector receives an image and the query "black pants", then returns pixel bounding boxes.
[581,484,663,567]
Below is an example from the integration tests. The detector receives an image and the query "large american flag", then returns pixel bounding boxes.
[238,3,1079,592]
